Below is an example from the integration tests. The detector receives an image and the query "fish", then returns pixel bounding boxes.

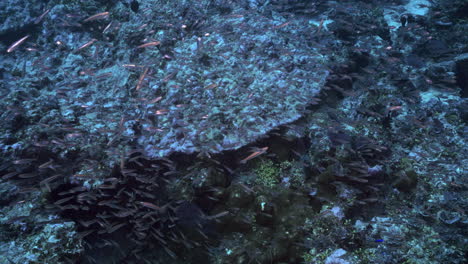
[317,19,325,34]
[204,83,218,89]
[107,222,126,233]
[226,14,244,19]
[138,201,160,210]
[54,196,74,205]
[142,125,162,132]
[77,229,95,239]
[205,211,229,219]
[83,12,110,22]
[239,183,254,193]
[102,21,113,33]
[38,159,55,169]
[163,246,177,259]
[95,72,113,79]
[34,9,50,24]
[7,35,30,53]
[18,172,38,179]
[136,41,161,49]
[240,147,268,164]
[155,109,169,115]
[13,158,37,164]
[387,105,403,111]
[135,67,149,91]
[113,210,134,218]
[162,71,177,82]
[147,96,163,104]
[76,39,97,51]
[17,187,39,194]
[78,219,98,227]
[273,21,291,29]
[137,23,149,30]
[1,172,18,180]
[122,64,139,68]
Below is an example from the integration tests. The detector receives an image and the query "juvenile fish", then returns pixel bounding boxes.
[138,201,160,210]
[83,12,109,22]
[135,67,149,91]
[76,39,97,51]
[38,159,54,169]
[13,158,36,164]
[7,35,30,53]
[34,9,50,24]
[240,147,268,164]
[136,41,161,49]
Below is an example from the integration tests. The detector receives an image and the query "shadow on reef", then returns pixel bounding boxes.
[46,152,216,264]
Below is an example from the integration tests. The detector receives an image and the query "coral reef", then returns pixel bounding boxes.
[0,0,466,263]
[0,183,82,264]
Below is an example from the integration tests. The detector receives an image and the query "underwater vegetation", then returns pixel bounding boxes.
[0,0,467,263]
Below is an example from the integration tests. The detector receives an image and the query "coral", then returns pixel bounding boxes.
[278,160,306,188]
[254,159,280,188]
[352,217,466,264]
[208,180,316,264]
[0,181,82,264]
[307,129,391,207]
[325,248,351,264]
[0,222,82,264]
